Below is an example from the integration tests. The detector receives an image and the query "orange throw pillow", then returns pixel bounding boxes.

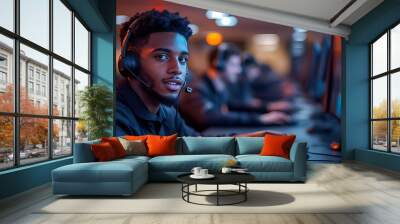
[124,135,148,141]
[91,142,117,161]
[260,134,296,159]
[146,134,177,157]
[101,137,126,158]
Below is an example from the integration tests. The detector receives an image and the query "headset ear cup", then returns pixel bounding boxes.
[216,46,225,72]
[119,51,140,78]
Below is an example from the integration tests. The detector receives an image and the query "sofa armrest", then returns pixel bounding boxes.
[73,140,100,163]
[289,142,308,181]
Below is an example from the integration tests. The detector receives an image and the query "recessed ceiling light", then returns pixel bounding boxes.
[205,10,228,19]
[253,34,279,46]
[116,15,129,25]
[294,27,307,33]
[188,24,199,35]
[215,16,238,27]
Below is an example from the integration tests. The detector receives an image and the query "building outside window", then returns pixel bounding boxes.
[28,81,34,94]
[370,22,400,154]
[0,0,91,170]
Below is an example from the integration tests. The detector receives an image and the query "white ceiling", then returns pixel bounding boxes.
[228,0,353,22]
[165,0,384,37]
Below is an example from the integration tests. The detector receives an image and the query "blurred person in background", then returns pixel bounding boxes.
[179,43,291,131]
[227,53,295,113]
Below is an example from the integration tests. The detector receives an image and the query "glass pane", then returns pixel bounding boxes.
[75,120,88,143]
[20,117,49,165]
[74,17,89,70]
[391,120,400,153]
[391,24,400,70]
[53,119,72,158]
[53,0,72,60]
[20,44,49,115]
[0,0,14,31]
[372,77,387,119]
[372,33,387,76]
[20,0,49,49]
[0,34,14,113]
[53,59,72,117]
[391,72,400,118]
[0,116,14,170]
[74,69,89,118]
[372,121,388,151]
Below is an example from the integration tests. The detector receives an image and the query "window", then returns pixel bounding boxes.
[36,83,40,95]
[371,23,400,154]
[0,0,91,170]
[28,81,34,94]
[0,54,7,86]
[42,85,46,97]
[28,67,34,80]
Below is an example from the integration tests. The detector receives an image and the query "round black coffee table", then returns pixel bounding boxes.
[177,173,255,206]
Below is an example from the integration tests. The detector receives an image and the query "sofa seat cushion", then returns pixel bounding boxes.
[236,155,293,172]
[149,154,235,172]
[53,159,147,183]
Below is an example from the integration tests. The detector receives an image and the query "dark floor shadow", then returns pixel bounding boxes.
[203,190,295,207]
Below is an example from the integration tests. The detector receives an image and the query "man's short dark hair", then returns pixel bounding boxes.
[119,9,193,47]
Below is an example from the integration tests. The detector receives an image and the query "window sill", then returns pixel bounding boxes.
[0,156,72,175]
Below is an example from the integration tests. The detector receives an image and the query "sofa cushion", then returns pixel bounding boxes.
[180,137,235,155]
[101,137,127,158]
[73,139,101,163]
[148,154,235,172]
[146,134,177,157]
[91,142,118,162]
[52,158,147,183]
[118,138,147,156]
[260,134,296,159]
[235,137,264,155]
[236,155,293,172]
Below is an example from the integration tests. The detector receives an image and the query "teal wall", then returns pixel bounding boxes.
[0,0,116,200]
[344,0,400,171]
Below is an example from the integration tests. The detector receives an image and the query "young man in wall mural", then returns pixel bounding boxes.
[116,9,277,137]
[116,10,199,136]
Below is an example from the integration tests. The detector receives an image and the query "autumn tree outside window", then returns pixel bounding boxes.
[370,22,400,154]
[0,0,91,170]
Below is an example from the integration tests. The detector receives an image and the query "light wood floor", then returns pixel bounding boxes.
[1,161,400,224]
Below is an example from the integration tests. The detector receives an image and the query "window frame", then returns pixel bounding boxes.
[0,0,92,171]
[370,20,400,154]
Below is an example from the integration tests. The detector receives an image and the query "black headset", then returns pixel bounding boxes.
[118,18,192,93]
[214,43,229,72]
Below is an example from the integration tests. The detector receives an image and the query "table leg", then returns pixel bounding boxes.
[217,184,219,206]
[195,184,197,192]
[245,183,247,201]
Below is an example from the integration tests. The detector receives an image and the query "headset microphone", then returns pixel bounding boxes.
[185,86,192,93]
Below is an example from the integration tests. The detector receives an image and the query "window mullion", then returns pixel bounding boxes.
[13,0,20,167]
[48,0,53,160]
[71,11,76,155]
[388,29,391,153]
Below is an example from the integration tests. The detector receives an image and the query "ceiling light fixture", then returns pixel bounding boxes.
[205,10,228,20]
[253,34,279,46]
[188,24,199,35]
[215,16,238,27]
[116,15,129,25]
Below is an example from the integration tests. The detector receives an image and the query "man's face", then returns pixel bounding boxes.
[138,32,189,102]
[222,55,241,83]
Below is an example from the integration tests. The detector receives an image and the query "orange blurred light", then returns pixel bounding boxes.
[206,32,223,46]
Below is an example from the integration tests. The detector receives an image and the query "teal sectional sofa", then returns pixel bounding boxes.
[52,137,307,196]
